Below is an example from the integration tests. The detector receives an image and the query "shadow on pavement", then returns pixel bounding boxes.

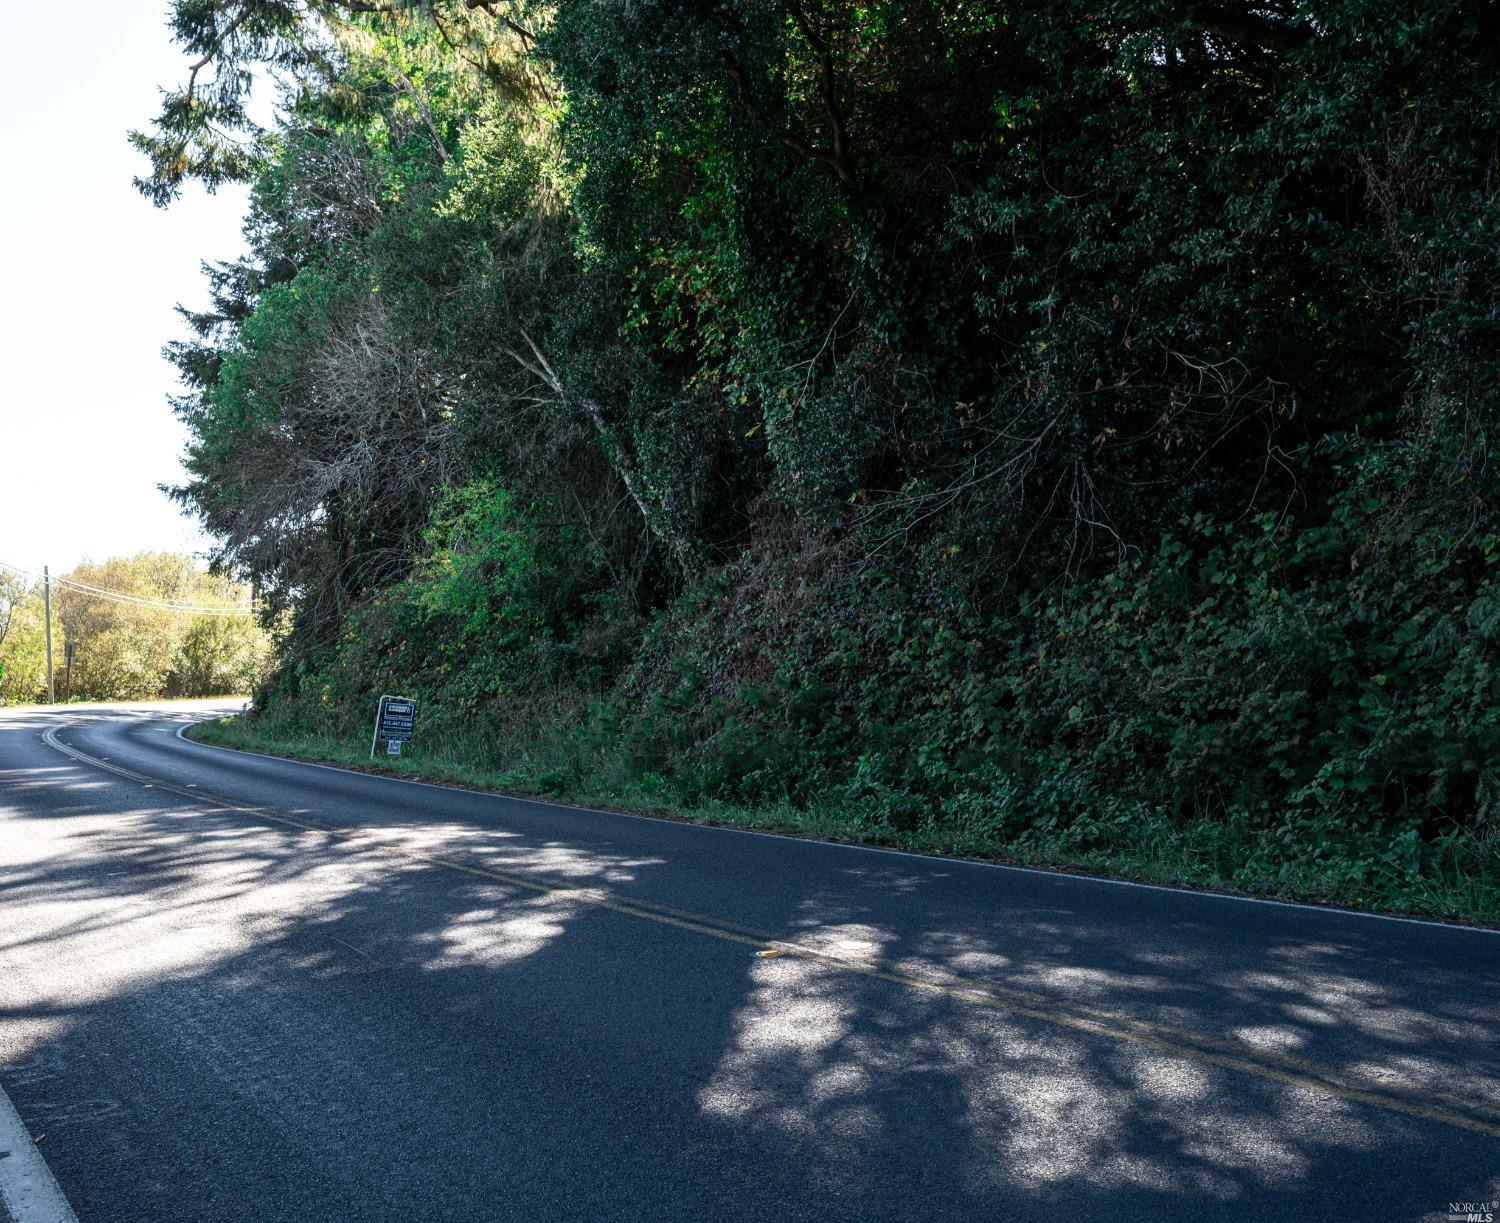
[0,709,1496,1222]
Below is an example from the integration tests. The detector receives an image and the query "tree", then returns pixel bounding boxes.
[0,571,23,654]
[53,555,270,700]
[131,0,545,205]
[139,2,1500,891]
[0,575,48,705]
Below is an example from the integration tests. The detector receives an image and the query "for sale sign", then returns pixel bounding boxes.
[371,694,418,758]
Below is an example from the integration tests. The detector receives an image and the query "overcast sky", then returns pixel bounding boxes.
[0,2,256,577]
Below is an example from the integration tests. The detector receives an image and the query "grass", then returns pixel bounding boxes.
[189,712,1500,927]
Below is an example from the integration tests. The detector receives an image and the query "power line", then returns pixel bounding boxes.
[50,575,258,617]
[4,567,258,621]
[0,559,259,617]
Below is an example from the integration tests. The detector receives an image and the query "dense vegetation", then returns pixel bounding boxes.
[0,556,269,702]
[152,1,1499,918]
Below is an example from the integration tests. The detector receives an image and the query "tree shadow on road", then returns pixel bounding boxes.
[1,725,1497,1222]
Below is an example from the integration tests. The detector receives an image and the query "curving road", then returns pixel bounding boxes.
[0,701,1496,1222]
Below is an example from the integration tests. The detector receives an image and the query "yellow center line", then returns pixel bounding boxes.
[40,725,1500,1139]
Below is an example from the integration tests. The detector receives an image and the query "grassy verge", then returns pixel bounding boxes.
[189,714,1499,927]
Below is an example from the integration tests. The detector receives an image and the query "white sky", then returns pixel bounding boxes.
[0,2,256,576]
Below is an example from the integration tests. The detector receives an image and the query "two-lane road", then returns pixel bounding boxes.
[1,701,1496,1221]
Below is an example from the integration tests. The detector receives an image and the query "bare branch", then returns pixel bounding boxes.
[184,1,257,104]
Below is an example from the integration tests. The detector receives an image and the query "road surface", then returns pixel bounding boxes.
[0,701,1496,1222]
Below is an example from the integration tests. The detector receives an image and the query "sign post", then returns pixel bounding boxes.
[371,694,418,759]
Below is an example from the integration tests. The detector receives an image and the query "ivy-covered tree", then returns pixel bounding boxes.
[145,2,1500,910]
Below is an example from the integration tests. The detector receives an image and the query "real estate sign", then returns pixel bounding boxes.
[371,694,418,758]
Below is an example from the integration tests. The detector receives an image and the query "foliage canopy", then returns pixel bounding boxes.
[149,1,1500,914]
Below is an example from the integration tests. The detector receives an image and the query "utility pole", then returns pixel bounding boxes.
[43,565,54,704]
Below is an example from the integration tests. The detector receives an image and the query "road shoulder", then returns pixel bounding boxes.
[0,1081,78,1223]
[178,718,1500,935]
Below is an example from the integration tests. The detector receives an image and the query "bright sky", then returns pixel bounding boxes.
[0,2,256,577]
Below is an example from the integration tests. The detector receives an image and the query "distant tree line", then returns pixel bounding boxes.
[0,555,271,703]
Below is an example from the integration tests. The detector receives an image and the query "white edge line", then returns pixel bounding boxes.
[0,1079,79,1223]
[161,716,1500,938]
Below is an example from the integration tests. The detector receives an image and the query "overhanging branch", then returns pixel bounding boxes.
[1184,4,1313,54]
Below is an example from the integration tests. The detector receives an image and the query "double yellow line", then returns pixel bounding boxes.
[41,725,1500,1139]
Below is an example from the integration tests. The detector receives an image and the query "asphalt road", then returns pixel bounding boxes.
[0,701,1496,1222]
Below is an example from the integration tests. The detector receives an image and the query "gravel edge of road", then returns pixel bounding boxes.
[0,1081,79,1223]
